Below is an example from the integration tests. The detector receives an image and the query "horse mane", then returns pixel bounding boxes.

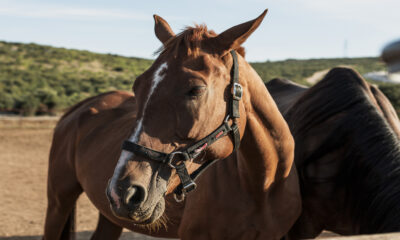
[286,67,400,233]
[155,24,245,58]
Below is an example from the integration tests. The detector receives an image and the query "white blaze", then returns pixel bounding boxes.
[109,62,168,204]
[128,62,168,142]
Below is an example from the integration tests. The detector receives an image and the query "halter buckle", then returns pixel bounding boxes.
[173,179,197,202]
[167,151,189,169]
[182,181,197,194]
[231,83,243,101]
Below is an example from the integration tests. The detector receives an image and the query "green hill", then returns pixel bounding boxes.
[1,41,398,116]
[251,58,386,85]
[0,41,152,115]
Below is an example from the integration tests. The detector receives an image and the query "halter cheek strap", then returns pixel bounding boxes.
[121,50,242,201]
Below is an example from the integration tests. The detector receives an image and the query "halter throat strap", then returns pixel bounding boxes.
[121,50,242,201]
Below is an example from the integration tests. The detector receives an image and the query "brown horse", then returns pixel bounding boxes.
[266,68,400,239]
[43,10,301,240]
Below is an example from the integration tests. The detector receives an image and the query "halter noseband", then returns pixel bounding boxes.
[121,50,242,201]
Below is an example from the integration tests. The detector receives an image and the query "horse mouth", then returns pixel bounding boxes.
[108,195,165,224]
[131,200,164,225]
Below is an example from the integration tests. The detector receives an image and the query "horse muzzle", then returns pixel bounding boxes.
[106,179,164,224]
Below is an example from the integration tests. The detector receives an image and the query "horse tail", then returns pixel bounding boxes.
[60,203,76,240]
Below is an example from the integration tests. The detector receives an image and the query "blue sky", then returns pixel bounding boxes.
[0,0,399,61]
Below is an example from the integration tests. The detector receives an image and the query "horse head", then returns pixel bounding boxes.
[106,10,274,224]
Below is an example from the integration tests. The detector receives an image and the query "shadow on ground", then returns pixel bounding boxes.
[0,231,175,240]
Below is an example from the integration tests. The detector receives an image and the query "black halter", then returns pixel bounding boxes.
[121,50,242,201]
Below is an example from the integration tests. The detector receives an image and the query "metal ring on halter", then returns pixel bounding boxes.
[167,151,189,169]
[224,114,231,123]
[174,192,185,202]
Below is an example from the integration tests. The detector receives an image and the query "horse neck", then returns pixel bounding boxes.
[236,60,295,197]
[350,156,400,233]
[351,147,400,233]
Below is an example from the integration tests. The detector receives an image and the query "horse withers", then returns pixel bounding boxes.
[44,10,301,240]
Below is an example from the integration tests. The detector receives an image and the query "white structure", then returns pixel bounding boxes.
[363,40,400,84]
[364,71,400,83]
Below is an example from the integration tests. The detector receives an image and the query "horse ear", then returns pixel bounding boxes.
[153,14,175,45]
[214,9,268,54]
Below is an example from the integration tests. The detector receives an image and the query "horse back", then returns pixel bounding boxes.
[50,90,136,176]
[265,78,308,114]
[369,85,400,138]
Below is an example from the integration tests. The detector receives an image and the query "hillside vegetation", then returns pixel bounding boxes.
[1,41,399,115]
[0,41,152,115]
[251,58,385,85]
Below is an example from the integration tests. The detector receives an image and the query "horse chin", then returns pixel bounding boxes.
[131,199,165,225]
[108,196,165,225]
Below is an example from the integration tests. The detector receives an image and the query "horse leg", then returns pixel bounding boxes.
[43,169,82,240]
[60,204,76,240]
[90,213,123,240]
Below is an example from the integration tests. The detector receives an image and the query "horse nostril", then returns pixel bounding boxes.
[124,185,146,207]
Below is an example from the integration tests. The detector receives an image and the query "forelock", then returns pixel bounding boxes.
[155,24,217,58]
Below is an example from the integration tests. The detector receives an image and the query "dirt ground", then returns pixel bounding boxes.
[2,117,395,240]
[0,117,169,240]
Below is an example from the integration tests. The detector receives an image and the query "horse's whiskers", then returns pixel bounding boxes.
[132,213,169,233]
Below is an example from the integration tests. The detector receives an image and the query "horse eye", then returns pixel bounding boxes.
[187,86,206,97]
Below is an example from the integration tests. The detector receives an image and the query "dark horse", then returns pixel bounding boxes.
[43,10,301,240]
[266,68,400,239]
